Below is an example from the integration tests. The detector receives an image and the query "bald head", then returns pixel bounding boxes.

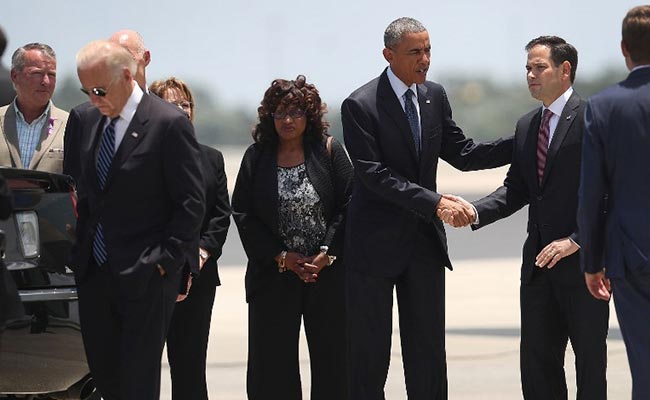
[109,29,150,89]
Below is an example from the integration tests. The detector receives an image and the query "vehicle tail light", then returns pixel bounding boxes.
[16,211,40,258]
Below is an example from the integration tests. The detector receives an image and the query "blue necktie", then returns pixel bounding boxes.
[93,117,117,265]
[403,89,420,156]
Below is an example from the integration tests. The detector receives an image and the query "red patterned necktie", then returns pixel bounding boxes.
[537,109,553,185]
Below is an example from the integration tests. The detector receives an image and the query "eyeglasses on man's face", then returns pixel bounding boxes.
[272,109,305,120]
[80,79,116,97]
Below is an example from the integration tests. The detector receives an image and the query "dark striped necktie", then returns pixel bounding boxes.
[536,109,553,186]
[93,117,118,265]
[403,89,421,156]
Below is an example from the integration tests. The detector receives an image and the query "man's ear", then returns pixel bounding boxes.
[621,40,630,58]
[382,47,392,64]
[562,60,572,80]
[143,50,151,67]
[123,66,133,81]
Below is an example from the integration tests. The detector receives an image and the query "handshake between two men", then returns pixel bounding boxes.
[435,194,579,269]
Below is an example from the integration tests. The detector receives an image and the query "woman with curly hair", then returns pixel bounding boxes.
[232,75,353,399]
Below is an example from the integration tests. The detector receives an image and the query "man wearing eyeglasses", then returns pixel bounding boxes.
[70,40,205,400]
[64,29,149,183]
[0,43,67,173]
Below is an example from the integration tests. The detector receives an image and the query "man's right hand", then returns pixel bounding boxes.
[585,270,611,301]
[436,194,476,227]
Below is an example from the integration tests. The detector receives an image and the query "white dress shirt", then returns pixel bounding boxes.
[102,83,143,154]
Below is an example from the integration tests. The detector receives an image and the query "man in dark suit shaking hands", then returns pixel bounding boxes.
[442,36,609,400]
[578,6,650,399]
[341,17,513,399]
[71,40,205,400]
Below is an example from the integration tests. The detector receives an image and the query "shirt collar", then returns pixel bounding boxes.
[117,83,144,123]
[387,67,418,100]
[544,87,573,117]
[14,100,51,125]
[631,64,650,72]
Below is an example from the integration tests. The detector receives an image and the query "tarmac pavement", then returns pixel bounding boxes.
[160,259,631,399]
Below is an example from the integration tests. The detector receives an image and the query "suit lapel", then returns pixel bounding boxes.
[2,104,24,168]
[86,115,105,192]
[257,146,279,235]
[377,71,419,162]
[417,83,433,178]
[103,95,151,190]
[525,108,543,190]
[541,92,581,187]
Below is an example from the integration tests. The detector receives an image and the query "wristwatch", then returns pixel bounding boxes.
[319,245,337,266]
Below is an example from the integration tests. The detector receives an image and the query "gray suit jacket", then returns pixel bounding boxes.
[0,102,68,173]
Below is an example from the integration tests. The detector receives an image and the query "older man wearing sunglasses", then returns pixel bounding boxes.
[69,39,204,400]
[63,29,149,184]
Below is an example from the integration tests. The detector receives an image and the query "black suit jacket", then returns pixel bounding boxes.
[197,144,230,286]
[0,64,15,107]
[70,93,205,299]
[473,91,585,284]
[232,136,353,302]
[341,69,513,277]
[63,101,94,184]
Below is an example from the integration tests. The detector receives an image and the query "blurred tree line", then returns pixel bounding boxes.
[52,67,627,148]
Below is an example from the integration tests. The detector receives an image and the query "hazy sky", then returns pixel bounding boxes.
[2,0,639,108]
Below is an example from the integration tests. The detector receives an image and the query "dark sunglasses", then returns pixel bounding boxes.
[80,79,116,97]
[80,86,109,97]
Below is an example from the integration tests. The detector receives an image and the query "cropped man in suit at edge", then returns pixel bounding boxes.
[0,27,16,106]
[70,40,204,400]
[63,29,150,183]
[441,36,608,400]
[578,5,650,399]
[0,43,67,173]
[341,17,513,400]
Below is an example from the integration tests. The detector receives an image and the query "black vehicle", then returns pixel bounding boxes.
[0,168,98,400]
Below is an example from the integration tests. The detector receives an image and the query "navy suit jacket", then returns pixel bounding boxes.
[473,92,585,284]
[341,68,513,277]
[579,67,650,278]
[70,93,205,298]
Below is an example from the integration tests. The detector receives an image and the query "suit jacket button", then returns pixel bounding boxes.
[536,195,543,201]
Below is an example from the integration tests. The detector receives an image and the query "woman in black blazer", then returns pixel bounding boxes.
[150,78,231,400]
[232,75,353,400]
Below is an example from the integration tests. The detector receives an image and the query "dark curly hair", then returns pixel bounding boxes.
[252,75,329,144]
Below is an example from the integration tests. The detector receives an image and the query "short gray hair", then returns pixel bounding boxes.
[11,43,56,71]
[384,17,427,49]
[76,40,137,80]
